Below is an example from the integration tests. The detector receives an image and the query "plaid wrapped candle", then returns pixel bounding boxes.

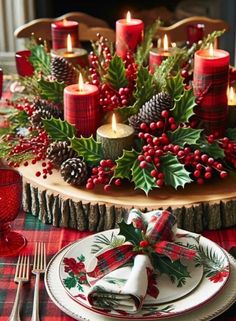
[87,209,197,313]
[193,48,229,137]
[51,20,79,50]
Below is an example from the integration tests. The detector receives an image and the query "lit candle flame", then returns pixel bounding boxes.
[67,34,73,53]
[163,34,169,51]
[112,113,117,133]
[209,43,214,57]
[63,18,68,25]
[228,86,236,104]
[78,73,84,91]
[126,11,131,23]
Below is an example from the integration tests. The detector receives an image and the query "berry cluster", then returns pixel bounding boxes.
[218,137,236,168]
[86,159,121,192]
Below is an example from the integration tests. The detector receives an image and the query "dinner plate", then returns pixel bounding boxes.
[44,241,236,321]
[59,228,204,318]
[53,228,228,319]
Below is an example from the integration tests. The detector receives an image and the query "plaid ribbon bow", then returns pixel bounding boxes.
[87,209,197,279]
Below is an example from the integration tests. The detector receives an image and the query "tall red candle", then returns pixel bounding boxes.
[64,75,99,137]
[51,20,79,50]
[193,46,229,136]
[116,11,144,59]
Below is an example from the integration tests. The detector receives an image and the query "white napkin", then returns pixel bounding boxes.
[87,254,152,313]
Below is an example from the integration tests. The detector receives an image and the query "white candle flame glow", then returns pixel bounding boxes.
[78,73,84,91]
[126,11,131,23]
[112,113,117,133]
[209,43,214,57]
[228,86,236,104]
[67,34,73,53]
[163,34,169,51]
[63,18,68,25]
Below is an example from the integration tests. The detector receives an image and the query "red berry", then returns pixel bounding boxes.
[114,178,121,186]
[194,170,201,178]
[86,182,94,190]
[139,161,148,169]
[151,169,158,177]
[35,171,41,177]
[150,122,156,130]
[156,179,164,187]
[139,240,149,247]
[204,172,212,179]
[220,171,228,179]
[104,184,112,192]
[161,110,169,118]
[156,121,164,129]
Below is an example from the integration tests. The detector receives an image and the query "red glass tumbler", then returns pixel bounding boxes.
[0,168,27,256]
[15,50,34,77]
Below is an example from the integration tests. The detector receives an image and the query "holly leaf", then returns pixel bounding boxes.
[166,72,185,101]
[70,136,103,165]
[226,128,236,141]
[0,141,12,157]
[167,127,203,148]
[29,45,51,75]
[9,110,29,128]
[131,159,156,195]
[171,88,196,124]
[63,276,77,289]
[160,154,192,189]
[151,253,190,287]
[118,66,155,119]
[105,55,128,90]
[43,117,76,141]
[196,138,225,159]
[118,220,143,246]
[38,78,65,104]
[115,149,139,179]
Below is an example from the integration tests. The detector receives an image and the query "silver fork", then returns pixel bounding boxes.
[31,242,46,321]
[8,255,30,321]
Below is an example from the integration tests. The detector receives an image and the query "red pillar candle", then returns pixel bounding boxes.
[193,45,229,136]
[149,34,174,73]
[64,74,99,137]
[51,20,79,50]
[116,11,144,59]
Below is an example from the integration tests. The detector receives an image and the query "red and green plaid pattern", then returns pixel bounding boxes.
[154,240,196,261]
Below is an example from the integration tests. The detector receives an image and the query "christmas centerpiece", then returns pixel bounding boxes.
[1,19,236,232]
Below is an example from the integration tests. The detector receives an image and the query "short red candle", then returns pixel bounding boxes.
[187,24,205,46]
[51,20,79,50]
[64,83,99,137]
[116,12,144,59]
[193,47,230,136]
[15,50,34,77]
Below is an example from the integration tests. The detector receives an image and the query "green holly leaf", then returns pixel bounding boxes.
[29,45,51,75]
[151,253,190,287]
[70,136,103,165]
[171,88,196,124]
[196,138,225,159]
[43,117,76,141]
[160,154,192,189]
[167,127,203,148]
[131,159,156,195]
[0,141,12,157]
[226,128,236,140]
[115,149,139,179]
[166,72,185,101]
[118,220,143,246]
[38,78,65,104]
[105,55,128,90]
[9,110,29,128]
[63,276,77,289]
[118,66,155,119]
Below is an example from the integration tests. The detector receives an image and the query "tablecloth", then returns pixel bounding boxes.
[0,211,235,321]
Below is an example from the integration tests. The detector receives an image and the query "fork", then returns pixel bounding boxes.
[31,242,46,321]
[8,255,30,321]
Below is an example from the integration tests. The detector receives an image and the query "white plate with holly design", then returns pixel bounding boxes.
[56,228,229,319]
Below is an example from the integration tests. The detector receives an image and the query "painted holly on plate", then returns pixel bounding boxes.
[59,228,230,320]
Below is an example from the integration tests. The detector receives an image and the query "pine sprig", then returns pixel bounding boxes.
[200,29,226,49]
[29,45,51,76]
[105,55,128,90]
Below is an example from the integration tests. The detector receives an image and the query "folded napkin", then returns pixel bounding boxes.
[87,209,197,314]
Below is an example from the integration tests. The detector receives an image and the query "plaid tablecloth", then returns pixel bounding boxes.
[0,211,235,321]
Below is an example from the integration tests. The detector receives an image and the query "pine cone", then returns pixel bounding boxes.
[30,99,63,127]
[60,158,88,186]
[46,141,78,168]
[128,92,174,131]
[51,56,78,85]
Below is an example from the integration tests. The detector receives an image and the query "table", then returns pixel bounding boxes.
[0,211,236,321]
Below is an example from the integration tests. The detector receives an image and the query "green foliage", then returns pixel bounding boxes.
[118,220,143,246]
[160,154,192,189]
[168,127,203,148]
[42,117,76,141]
[171,88,196,124]
[0,141,13,157]
[37,78,65,104]
[226,128,236,141]
[131,159,156,195]
[115,149,139,179]
[200,30,226,49]
[166,72,184,100]
[29,45,51,75]
[118,66,155,119]
[196,138,225,159]
[70,136,103,165]
[135,19,161,66]
[105,55,128,90]
[63,276,77,289]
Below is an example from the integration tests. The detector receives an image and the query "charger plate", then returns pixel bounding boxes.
[44,230,235,321]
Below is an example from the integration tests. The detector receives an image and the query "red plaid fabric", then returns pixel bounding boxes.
[154,241,196,261]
